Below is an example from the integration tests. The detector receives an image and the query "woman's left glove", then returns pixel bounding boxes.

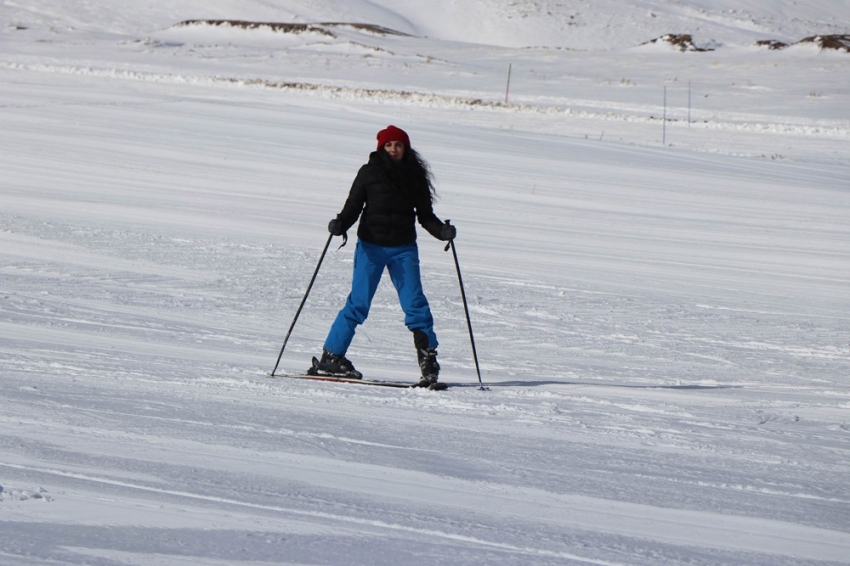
[439,223,457,241]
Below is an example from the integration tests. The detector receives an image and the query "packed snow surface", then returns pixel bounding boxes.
[1,1,849,565]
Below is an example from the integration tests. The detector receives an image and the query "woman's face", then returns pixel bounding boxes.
[383,140,405,162]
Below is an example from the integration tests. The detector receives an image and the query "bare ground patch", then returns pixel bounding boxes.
[640,34,714,52]
[798,34,850,53]
[756,34,850,53]
[175,20,411,38]
[755,39,789,50]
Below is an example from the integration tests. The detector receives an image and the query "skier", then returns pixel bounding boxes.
[309,125,456,387]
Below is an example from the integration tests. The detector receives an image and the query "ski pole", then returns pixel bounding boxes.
[443,221,485,389]
[270,233,334,377]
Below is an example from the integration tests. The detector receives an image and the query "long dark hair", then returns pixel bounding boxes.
[377,146,437,205]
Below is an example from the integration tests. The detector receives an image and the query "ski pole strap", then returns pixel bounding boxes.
[337,232,348,250]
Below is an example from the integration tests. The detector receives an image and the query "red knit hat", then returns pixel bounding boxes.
[376,125,410,149]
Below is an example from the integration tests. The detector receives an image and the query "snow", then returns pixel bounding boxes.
[1,1,849,564]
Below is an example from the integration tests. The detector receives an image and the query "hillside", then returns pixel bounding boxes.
[4,0,850,48]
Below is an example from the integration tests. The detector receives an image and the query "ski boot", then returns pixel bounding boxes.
[308,350,362,379]
[417,347,441,388]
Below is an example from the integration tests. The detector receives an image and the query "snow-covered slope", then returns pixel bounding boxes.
[1,1,849,565]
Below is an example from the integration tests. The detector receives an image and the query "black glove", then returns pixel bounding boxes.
[328,218,345,236]
[439,223,456,241]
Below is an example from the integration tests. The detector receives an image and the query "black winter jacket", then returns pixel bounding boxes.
[336,151,444,247]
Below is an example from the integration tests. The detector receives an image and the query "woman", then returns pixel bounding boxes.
[308,125,456,386]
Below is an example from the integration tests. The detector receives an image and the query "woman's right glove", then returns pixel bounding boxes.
[328,218,345,236]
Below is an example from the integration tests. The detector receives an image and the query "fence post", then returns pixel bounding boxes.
[505,63,512,105]
[663,85,667,145]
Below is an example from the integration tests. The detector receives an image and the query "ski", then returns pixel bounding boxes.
[268,373,448,390]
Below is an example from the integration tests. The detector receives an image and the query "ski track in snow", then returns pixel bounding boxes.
[1,1,850,565]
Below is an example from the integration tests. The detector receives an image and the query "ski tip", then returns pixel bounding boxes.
[305,357,320,376]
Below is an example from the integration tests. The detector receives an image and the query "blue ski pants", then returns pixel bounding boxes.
[324,240,438,355]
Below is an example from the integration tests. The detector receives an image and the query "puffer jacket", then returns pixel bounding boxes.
[335,151,444,247]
